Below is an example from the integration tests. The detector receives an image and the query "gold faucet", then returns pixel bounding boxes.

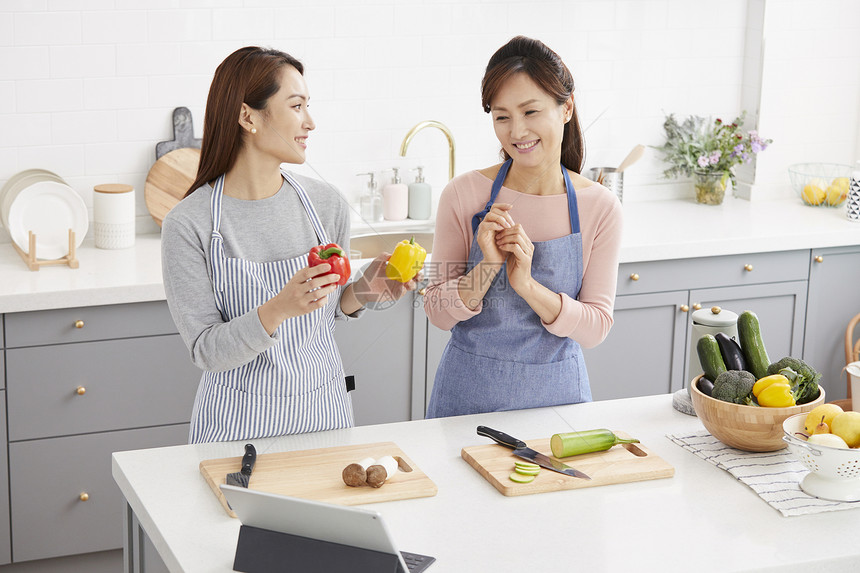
[399,120,455,181]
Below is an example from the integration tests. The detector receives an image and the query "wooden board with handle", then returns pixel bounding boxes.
[462,432,674,496]
[144,146,200,227]
[200,442,437,517]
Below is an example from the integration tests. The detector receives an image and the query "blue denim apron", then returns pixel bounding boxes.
[426,159,590,417]
[188,169,353,443]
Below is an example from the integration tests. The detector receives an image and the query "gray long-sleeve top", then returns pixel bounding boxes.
[161,173,355,373]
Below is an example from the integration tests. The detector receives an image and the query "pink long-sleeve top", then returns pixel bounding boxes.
[423,169,623,349]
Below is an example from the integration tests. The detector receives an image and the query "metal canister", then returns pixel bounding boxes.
[586,167,623,203]
[688,306,739,393]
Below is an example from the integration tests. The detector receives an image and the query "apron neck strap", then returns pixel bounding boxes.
[471,159,580,234]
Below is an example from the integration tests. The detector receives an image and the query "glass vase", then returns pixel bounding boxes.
[693,170,729,205]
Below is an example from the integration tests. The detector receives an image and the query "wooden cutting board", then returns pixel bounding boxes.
[462,432,674,496]
[200,442,437,517]
[144,146,200,227]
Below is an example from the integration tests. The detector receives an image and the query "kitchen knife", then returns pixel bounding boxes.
[477,426,591,480]
[225,443,256,488]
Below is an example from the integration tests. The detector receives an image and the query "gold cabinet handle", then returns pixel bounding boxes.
[680,305,690,313]
[74,320,85,329]
[629,273,640,281]
[76,386,86,396]
[417,287,427,296]
[744,264,754,272]
[692,303,702,311]
[814,255,823,263]
[79,493,89,502]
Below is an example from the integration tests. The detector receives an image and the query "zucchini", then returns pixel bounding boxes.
[737,310,770,379]
[550,429,639,458]
[715,332,747,372]
[697,334,727,381]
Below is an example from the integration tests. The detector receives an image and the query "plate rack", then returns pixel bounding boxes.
[12,229,79,271]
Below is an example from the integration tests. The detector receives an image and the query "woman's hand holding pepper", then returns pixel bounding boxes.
[258,263,341,335]
[350,253,419,308]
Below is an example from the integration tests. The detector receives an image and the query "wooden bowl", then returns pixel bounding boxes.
[689,375,826,452]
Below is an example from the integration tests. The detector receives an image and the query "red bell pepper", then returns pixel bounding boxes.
[308,243,351,286]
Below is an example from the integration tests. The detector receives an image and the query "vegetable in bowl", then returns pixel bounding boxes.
[711,370,756,405]
[766,356,821,405]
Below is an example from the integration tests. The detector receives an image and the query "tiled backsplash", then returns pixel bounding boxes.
[0,0,858,242]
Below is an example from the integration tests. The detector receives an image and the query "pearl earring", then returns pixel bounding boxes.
[250,127,257,134]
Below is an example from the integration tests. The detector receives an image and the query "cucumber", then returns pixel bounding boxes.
[513,466,540,476]
[509,471,536,484]
[697,334,727,382]
[737,311,770,379]
[714,332,747,372]
[550,429,640,458]
[514,461,540,471]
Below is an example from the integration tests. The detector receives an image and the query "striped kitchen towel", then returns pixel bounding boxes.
[667,430,860,517]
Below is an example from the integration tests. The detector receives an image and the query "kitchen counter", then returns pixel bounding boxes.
[1,197,858,313]
[112,394,860,573]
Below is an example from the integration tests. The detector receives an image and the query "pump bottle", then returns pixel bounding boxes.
[357,172,382,222]
[408,166,432,220]
[382,167,408,221]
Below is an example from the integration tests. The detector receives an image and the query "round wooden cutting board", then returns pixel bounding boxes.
[144,146,200,227]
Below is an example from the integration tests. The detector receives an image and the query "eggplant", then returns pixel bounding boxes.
[697,376,715,397]
[714,332,747,372]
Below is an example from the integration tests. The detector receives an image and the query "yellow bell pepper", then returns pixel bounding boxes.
[752,374,790,398]
[385,236,426,283]
[757,382,796,408]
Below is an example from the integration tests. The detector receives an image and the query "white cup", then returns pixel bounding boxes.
[846,362,860,412]
[93,184,135,249]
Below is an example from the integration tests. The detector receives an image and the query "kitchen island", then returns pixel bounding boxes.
[112,393,860,573]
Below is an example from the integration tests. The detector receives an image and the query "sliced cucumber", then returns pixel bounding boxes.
[514,461,540,470]
[509,471,536,484]
[514,466,540,476]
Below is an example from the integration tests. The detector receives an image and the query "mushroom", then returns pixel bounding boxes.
[365,455,399,488]
[341,457,376,487]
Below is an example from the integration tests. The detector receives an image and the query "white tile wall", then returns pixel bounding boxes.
[0,0,858,247]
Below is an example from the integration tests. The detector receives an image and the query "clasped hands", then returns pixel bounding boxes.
[476,202,535,292]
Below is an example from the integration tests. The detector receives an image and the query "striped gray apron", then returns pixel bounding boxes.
[188,170,354,444]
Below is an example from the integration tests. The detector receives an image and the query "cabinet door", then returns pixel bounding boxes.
[688,281,808,384]
[423,315,452,415]
[804,247,860,402]
[334,295,415,426]
[0,392,10,566]
[9,424,189,562]
[582,291,689,400]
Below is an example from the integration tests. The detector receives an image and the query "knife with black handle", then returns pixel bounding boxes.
[225,443,256,488]
[477,426,590,480]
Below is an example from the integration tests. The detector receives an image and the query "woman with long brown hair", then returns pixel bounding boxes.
[161,47,418,443]
[424,36,623,417]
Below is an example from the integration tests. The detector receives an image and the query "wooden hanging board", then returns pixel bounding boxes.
[200,442,437,518]
[462,432,674,497]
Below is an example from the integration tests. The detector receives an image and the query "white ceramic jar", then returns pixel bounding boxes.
[688,306,739,391]
[93,183,135,249]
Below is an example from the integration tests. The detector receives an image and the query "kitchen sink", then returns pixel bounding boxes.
[349,231,434,260]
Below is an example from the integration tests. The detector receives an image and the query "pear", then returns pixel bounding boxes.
[830,411,860,448]
[812,416,830,435]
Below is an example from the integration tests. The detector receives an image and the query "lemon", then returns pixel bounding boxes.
[830,411,860,448]
[825,184,848,206]
[804,403,843,434]
[832,177,850,189]
[802,184,825,205]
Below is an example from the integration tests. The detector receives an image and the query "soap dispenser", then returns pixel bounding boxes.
[408,166,432,220]
[357,172,382,222]
[382,167,408,221]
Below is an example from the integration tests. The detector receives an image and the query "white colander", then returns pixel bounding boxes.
[782,413,860,502]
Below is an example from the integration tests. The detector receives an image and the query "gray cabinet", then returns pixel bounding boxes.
[334,294,416,426]
[585,250,810,398]
[3,302,198,564]
[803,246,860,402]
[0,392,10,566]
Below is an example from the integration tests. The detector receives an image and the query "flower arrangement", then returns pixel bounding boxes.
[654,111,772,187]
[653,111,772,204]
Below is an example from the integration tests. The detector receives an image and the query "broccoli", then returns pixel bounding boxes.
[712,370,756,405]
[766,357,821,405]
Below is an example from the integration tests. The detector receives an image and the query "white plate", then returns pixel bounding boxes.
[1,169,65,229]
[7,181,88,260]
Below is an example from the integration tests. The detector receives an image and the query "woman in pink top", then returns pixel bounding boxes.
[425,36,623,417]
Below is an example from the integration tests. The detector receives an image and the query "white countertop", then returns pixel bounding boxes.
[1,197,858,313]
[112,394,860,573]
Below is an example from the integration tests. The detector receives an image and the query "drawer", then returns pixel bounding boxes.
[9,424,189,562]
[0,351,4,391]
[5,301,178,348]
[617,250,809,296]
[6,334,200,441]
